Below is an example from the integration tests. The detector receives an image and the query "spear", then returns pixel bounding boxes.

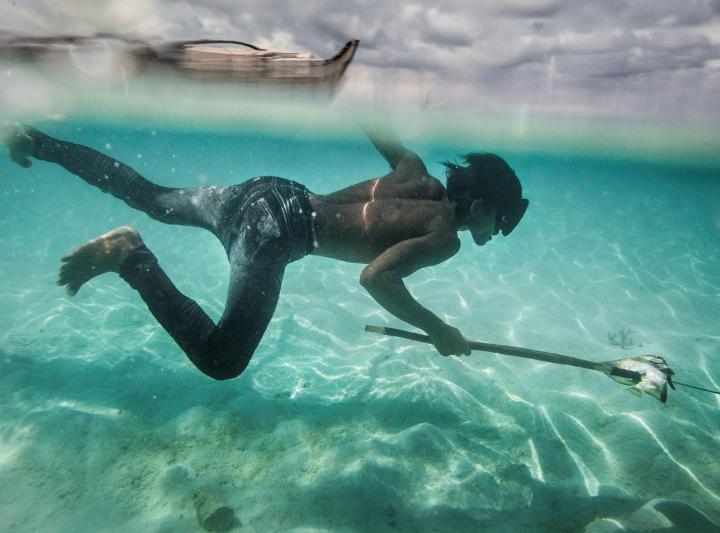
[365,325,720,403]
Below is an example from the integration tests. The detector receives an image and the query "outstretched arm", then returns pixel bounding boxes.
[359,231,470,356]
[364,129,426,172]
[317,130,436,205]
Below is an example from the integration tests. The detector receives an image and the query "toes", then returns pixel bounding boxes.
[61,276,86,296]
[57,261,89,294]
[57,263,74,284]
[66,284,80,297]
[61,243,89,262]
[60,248,80,263]
[11,156,32,168]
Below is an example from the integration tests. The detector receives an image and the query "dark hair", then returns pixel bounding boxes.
[443,153,529,236]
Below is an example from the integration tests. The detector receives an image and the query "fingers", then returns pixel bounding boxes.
[431,325,472,357]
[436,343,471,357]
[439,349,470,357]
[438,340,471,357]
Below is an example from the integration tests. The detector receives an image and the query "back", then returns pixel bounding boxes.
[309,158,455,263]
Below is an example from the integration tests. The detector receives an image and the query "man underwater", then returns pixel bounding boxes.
[3,124,528,379]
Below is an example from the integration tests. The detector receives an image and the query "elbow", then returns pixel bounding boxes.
[206,369,242,382]
[359,269,376,290]
[360,268,396,290]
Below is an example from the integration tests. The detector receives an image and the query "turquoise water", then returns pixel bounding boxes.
[1,120,719,532]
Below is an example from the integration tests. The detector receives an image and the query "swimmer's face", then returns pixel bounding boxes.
[464,199,498,246]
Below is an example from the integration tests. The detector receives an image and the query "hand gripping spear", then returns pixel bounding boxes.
[365,325,719,403]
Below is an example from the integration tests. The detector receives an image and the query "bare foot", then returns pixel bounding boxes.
[1,122,36,168]
[58,226,144,296]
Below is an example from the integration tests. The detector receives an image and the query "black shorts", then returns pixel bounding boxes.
[118,177,316,379]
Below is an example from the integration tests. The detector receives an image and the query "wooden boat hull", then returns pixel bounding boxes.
[0,35,359,94]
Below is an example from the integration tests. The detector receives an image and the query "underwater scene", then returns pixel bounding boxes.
[0,112,718,532]
[1,2,720,531]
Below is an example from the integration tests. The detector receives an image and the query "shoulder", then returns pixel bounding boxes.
[421,229,461,258]
[423,175,446,200]
[383,166,446,200]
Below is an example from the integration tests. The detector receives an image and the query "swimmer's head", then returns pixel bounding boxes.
[443,153,529,241]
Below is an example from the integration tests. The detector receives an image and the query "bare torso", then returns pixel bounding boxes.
[308,163,457,263]
[298,132,472,356]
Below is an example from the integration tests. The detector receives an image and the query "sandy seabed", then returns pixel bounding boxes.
[1,124,719,532]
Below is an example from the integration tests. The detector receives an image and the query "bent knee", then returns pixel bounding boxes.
[207,370,243,381]
[201,352,251,381]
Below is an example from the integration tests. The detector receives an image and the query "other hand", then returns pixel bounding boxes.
[429,324,471,357]
[1,122,35,168]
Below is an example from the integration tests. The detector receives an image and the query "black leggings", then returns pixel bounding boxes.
[30,128,315,380]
